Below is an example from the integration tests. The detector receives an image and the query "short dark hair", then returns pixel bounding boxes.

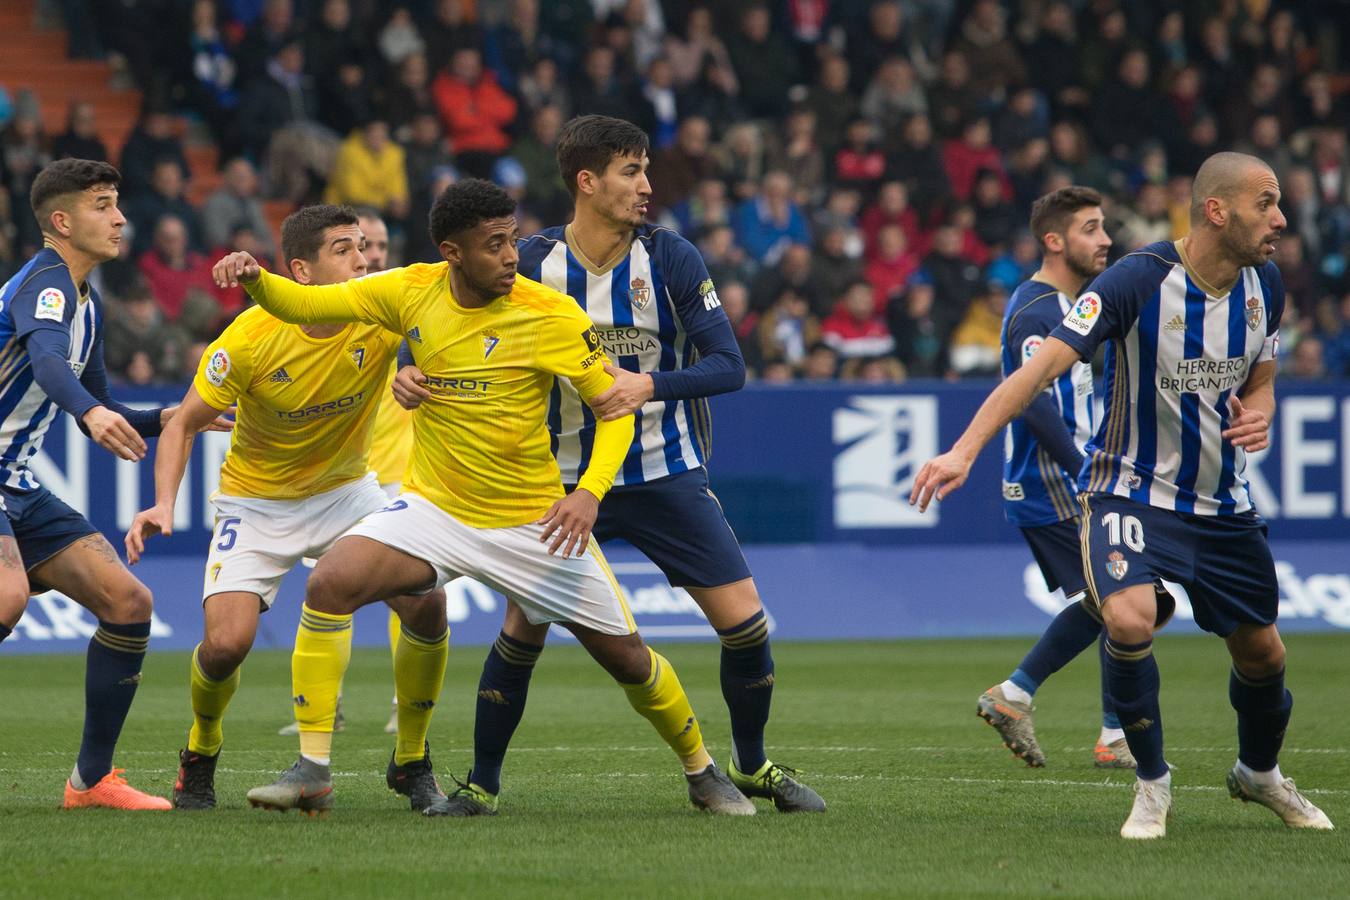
[428,178,516,246]
[29,158,122,235]
[281,204,359,265]
[556,115,650,198]
[1028,186,1103,249]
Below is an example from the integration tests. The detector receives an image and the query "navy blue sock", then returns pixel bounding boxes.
[1229,666,1292,771]
[1098,633,1121,730]
[0,622,11,644]
[77,620,150,787]
[469,632,542,796]
[1009,597,1100,695]
[1104,637,1166,779]
[717,610,774,773]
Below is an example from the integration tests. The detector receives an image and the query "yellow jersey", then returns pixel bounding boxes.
[194,305,400,500]
[243,264,632,528]
[367,365,414,486]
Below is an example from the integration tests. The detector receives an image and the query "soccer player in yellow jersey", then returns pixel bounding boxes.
[126,205,453,815]
[211,179,754,815]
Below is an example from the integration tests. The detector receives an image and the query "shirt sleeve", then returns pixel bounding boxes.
[1003,297,1057,381]
[243,267,408,333]
[657,232,734,339]
[192,322,254,411]
[1049,253,1154,360]
[12,267,103,421]
[1257,261,1284,363]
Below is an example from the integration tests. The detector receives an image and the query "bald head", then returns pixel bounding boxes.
[1190,152,1273,225]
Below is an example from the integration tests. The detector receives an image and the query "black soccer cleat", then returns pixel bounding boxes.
[172,748,219,810]
[386,741,452,816]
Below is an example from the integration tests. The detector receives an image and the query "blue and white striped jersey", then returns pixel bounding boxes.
[0,248,101,491]
[1001,278,1095,526]
[1050,241,1283,516]
[518,225,725,486]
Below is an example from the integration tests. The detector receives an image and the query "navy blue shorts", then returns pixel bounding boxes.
[0,484,99,581]
[1078,493,1278,637]
[573,468,752,589]
[1020,517,1086,596]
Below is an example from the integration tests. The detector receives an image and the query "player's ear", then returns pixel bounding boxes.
[576,169,597,198]
[49,207,72,238]
[439,239,461,266]
[289,257,311,284]
[1043,232,1063,255]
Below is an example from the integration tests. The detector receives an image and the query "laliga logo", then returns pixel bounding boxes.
[1074,293,1100,320]
[832,395,939,528]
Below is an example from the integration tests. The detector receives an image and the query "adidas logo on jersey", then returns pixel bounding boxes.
[406,326,422,343]
[269,367,293,384]
[1163,314,1186,332]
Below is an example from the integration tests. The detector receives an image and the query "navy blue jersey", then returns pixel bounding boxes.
[1001,278,1095,526]
[1050,241,1283,516]
[519,224,729,486]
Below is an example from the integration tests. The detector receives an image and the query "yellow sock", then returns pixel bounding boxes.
[387,609,401,664]
[187,644,239,756]
[621,648,712,774]
[293,604,353,763]
[393,624,449,764]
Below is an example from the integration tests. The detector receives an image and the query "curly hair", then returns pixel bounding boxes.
[428,178,516,246]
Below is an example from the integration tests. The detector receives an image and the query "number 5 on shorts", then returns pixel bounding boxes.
[215,516,242,552]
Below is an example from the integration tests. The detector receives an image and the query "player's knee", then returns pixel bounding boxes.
[200,632,251,675]
[395,592,446,635]
[0,580,27,625]
[304,562,361,614]
[106,578,154,623]
[1232,627,1285,677]
[1101,603,1153,644]
[608,640,653,684]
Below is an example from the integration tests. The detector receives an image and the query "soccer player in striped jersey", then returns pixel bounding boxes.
[0,159,209,810]
[126,205,451,815]
[912,152,1333,839]
[396,115,824,813]
[977,186,1142,770]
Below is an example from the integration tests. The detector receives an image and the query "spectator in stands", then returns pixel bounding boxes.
[187,0,242,157]
[102,277,185,386]
[679,53,745,138]
[385,53,436,140]
[1237,114,1296,186]
[756,287,819,369]
[768,106,825,209]
[482,0,539,95]
[848,1,927,95]
[698,225,755,289]
[51,101,108,163]
[569,44,652,138]
[430,46,516,178]
[749,242,819,314]
[972,168,1018,251]
[922,222,984,347]
[236,0,296,81]
[861,57,928,141]
[376,6,426,68]
[952,0,1026,98]
[994,88,1048,152]
[947,280,1006,377]
[305,0,369,91]
[888,114,949,220]
[735,171,811,269]
[801,342,840,381]
[202,157,275,257]
[1316,294,1350,377]
[716,123,768,203]
[422,0,484,76]
[811,188,864,248]
[866,224,919,309]
[319,58,377,139]
[517,57,571,121]
[1094,50,1163,161]
[1274,233,1319,317]
[861,180,922,257]
[889,272,943,378]
[718,279,761,372]
[927,50,980,139]
[402,111,454,217]
[125,158,204,255]
[943,116,1010,203]
[1116,183,1173,252]
[1,99,52,254]
[642,56,681,151]
[1047,121,1111,194]
[510,105,570,225]
[1289,335,1329,380]
[822,280,894,360]
[1022,2,1086,117]
[324,119,409,222]
[803,52,859,158]
[118,105,189,197]
[833,119,887,196]
[843,354,906,383]
[664,5,735,92]
[812,226,865,318]
[986,231,1038,290]
[137,214,222,338]
[671,178,732,239]
[725,3,801,120]
[236,34,321,165]
[648,115,713,217]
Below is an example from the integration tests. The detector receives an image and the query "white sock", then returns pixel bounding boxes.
[1099,726,1125,744]
[1139,768,1171,786]
[69,764,87,791]
[999,680,1033,705]
[1236,760,1283,788]
[301,754,331,768]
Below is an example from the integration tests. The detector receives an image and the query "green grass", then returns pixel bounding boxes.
[2,635,1348,898]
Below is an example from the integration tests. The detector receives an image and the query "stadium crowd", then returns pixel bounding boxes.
[1,0,1349,384]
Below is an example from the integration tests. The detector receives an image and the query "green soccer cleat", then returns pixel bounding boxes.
[246,758,334,816]
[172,748,218,810]
[1227,766,1334,830]
[386,742,451,816]
[977,685,1045,767]
[729,759,826,813]
[686,762,756,815]
[440,775,499,817]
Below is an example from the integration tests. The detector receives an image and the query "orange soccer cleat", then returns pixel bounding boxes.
[63,768,172,810]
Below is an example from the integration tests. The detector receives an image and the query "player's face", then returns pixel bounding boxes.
[358,216,389,271]
[303,224,368,286]
[455,216,520,297]
[591,152,651,228]
[1061,205,1111,280]
[1224,169,1286,267]
[66,184,126,263]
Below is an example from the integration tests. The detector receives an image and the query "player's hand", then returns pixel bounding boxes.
[588,363,653,421]
[82,406,146,461]
[1222,395,1270,452]
[124,504,174,565]
[907,450,974,512]
[212,251,261,288]
[160,404,235,432]
[393,365,430,409]
[536,488,599,558]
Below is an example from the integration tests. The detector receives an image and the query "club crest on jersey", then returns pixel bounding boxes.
[481,329,501,360]
[628,276,651,311]
[346,340,367,370]
[35,287,65,322]
[1106,550,1128,580]
[1064,292,1101,336]
[205,349,231,386]
[210,562,222,582]
[1246,295,1263,331]
[1021,335,1043,362]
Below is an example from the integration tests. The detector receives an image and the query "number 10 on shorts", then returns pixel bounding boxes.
[1101,511,1145,552]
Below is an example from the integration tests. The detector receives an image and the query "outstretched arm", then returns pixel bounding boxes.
[212,251,396,326]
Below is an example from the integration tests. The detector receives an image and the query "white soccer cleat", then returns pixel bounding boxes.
[1121,776,1171,839]
[1227,766,1334,830]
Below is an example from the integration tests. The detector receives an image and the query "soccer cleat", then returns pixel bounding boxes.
[1094,738,1137,769]
[686,762,756,815]
[729,759,826,812]
[440,774,499,817]
[1227,766,1334,830]
[279,699,346,736]
[386,743,451,816]
[977,685,1045,767]
[246,758,334,816]
[1120,777,1171,839]
[63,768,171,811]
[173,748,219,810]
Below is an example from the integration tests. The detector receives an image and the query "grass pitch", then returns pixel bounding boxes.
[1,635,1347,898]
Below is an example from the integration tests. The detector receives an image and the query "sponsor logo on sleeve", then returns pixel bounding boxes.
[1063,292,1101,337]
[1021,335,1044,362]
[205,349,231,386]
[34,287,66,322]
[581,325,601,354]
[698,278,722,311]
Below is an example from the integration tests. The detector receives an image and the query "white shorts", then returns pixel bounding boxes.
[204,473,391,609]
[345,492,636,636]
